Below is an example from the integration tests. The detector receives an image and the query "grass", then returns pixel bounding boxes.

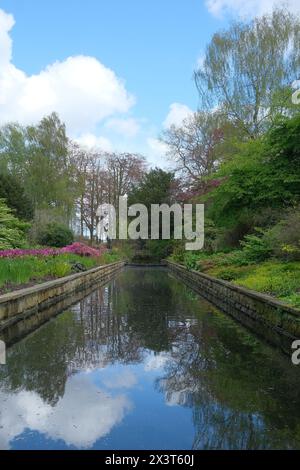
[0,253,98,292]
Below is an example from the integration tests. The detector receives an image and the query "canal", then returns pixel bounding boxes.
[0,267,300,450]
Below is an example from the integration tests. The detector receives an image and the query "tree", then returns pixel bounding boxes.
[105,152,147,208]
[207,114,300,229]
[0,123,28,179]
[0,173,34,221]
[129,168,176,208]
[72,148,146,242]
[161,111,227,188]
[195,9,300,138]
[26,113,75,219]
[129,168,178,253]
[0,113,77,223]
[81,152,106,243]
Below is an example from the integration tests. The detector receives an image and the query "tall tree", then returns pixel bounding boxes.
[26,113,75,219]
[195,9,300,138]
[106,152,147,208]
[0,123,28,179]
[161,111,227,188]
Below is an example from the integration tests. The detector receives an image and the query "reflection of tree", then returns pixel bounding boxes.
[0,277,145,404]
[1,267,300,449]
[0,268,192,405]
[156,305,300,449]
[114,269,175,352]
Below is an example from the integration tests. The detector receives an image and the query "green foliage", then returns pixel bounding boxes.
[239,232,273,262]
[195,9,300,137]
[37,223,74,248]
[183,252,202,270]
[129,168,175,208]
[0,199,29,249]
[0,253,97,291]
[0,173,34,221]
[171,241,186,263]
[207,114,300,239]
[128,169,177,260]
[263,208,300,261]
[234,261,300,307]
[145,239,174,261]
[175,248,300,308]
[49,261,71,278]
[0,113,76,219]
[99,249,123,264]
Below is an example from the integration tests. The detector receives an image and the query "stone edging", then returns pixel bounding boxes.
[166,260,300,355]
[0,261,125,329]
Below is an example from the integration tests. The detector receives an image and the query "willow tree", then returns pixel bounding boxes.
[195,9,300,138]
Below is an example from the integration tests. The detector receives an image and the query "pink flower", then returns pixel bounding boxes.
[0,243,107,259]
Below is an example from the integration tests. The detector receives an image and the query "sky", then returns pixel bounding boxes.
[0,0,299,167]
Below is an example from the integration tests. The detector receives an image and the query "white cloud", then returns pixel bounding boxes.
[0,9,14,66]
[0,374,131,449]
[163,103,193,129]
[75,133,112,151]
[0,9,135,135]
[147,137,168,156]
[105,117,140,138]
[102,370,137,389]
[205,0,300,18]
[146,137,170,168]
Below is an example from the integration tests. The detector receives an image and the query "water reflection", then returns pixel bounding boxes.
[0,374,131,449]
[0,267,300,450]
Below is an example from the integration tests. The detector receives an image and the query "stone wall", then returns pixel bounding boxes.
[167,260,300,355]
[0,261,124,335]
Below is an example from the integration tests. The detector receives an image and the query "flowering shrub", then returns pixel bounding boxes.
[61,242,107,257]
[0,242,107,259]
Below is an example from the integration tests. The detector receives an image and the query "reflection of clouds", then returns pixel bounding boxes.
[144,352,170,371]
[102,369,137,389]
[0,374,131,450]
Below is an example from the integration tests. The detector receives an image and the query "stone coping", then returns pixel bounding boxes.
[167,260,300,317]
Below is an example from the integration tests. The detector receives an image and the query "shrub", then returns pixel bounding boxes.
[183,252,202,270]
[265,209,300,261]
[239,232,272,262]
[37,223,74,248]
[61,242,106,257]
[0,199,29,249]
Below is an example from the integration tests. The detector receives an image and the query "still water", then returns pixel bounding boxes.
[0,267,300,450]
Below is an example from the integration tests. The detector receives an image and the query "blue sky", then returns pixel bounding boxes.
[0,0,296,166]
